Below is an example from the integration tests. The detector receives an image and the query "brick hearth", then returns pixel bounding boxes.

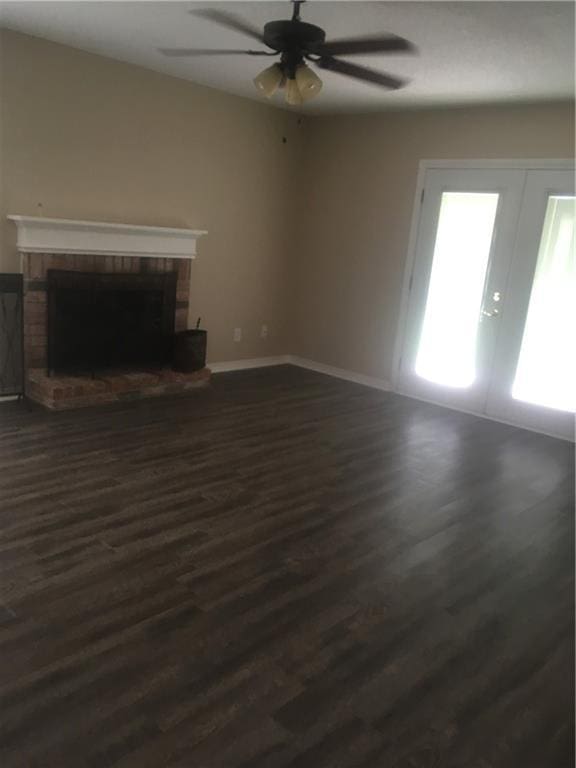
[27,367,210,410]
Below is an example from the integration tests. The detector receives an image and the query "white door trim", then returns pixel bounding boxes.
[418,159,574,171]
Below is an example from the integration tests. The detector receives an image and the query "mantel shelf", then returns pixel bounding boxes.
[8,215,207,260]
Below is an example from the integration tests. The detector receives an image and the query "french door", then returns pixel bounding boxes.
[398,165,575,440]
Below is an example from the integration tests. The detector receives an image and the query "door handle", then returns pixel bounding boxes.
[481,308,500,318]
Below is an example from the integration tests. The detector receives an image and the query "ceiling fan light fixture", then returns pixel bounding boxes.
[166,2,416,102]
[285,77,304,106]
[253,63,284,98]
[295,63,322,101]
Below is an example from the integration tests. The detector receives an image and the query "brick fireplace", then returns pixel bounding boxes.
[9,216,210,409]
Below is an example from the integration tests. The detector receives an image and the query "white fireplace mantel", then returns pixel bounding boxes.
[8,215,207,259]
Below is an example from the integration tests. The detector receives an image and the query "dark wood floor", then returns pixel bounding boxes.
[0,365,573,768]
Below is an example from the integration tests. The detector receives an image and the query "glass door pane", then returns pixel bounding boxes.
[415,192,499,387]
[512,195,575,412]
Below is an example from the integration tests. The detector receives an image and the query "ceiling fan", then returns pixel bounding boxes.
[159,1,417,106]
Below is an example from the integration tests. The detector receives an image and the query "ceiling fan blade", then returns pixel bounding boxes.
[314,56,406,90]
[312,35,416,57]
[159,48,274,57]
[191,9,265,45]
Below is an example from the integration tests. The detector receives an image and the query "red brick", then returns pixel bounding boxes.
[24,321,46,335]
[177,260,191,282]
[24,292,47,305]
[175,308,188,331]
[24,304,47,322]
[27,255,45,280]
[26,367,211,409]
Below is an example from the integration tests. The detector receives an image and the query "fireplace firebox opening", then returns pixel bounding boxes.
[47,269,177,376]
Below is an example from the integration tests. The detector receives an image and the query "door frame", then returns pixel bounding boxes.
[391,158,575,438]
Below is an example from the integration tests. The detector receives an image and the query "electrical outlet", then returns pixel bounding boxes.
[233,327,242,342]
[260,324,268,339]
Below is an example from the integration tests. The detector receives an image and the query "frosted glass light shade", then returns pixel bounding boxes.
[285,77,303,106]
[295,64,323,102]
[253,64,284,98]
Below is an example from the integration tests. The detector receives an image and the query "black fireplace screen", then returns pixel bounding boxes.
[0,274,24,396]
[47,270,177,375]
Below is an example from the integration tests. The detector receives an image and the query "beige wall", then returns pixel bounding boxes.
[1,30,573,376]
[0,29,303,363]
[294,103,574,383]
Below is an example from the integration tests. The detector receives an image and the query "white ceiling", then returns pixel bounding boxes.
[0,1,573,114]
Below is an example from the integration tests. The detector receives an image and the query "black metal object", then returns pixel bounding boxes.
[173,328,207,373]
[0,274,24,398]
[47,270,177,376]
[161,1,416,91]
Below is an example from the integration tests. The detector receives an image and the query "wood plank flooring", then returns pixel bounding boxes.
[0,364,573,767]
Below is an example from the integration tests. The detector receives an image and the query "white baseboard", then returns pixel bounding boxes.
[207,354,392,393]
[208,355,291,373]
[288,356,392,391]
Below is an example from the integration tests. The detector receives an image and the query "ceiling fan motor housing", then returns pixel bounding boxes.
[264,20,325,77]
[264,20,325,53]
